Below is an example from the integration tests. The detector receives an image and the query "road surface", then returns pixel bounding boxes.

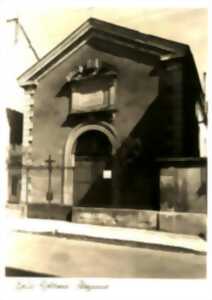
[6,232,206,278]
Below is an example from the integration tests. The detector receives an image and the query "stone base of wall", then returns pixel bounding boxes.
[5,204,207,237]
[72,207,158,229]
[159,211,207,237]
[26,203,72,220]
[158,158,207,213]
[72,207,207,237]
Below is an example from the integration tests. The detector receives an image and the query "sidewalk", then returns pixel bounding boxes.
[5,217,207,254]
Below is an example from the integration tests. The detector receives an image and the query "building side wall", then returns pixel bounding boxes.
[22,44,196,209]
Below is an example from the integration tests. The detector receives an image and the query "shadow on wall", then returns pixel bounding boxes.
[74,94,169,209]
[75,176,113,207]
[71,66,200,210]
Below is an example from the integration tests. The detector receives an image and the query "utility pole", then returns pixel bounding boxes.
[6,17,40,61]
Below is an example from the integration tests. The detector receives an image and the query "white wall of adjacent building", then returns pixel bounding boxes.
[0,15,37,206]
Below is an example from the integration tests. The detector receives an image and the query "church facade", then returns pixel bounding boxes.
[8,18,207,223]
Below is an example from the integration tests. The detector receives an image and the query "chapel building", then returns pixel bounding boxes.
[7,18,207,223]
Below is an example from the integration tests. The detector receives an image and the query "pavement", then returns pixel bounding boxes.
[5,217,207,254]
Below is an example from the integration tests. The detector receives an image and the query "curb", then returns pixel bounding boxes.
[16,230,207,256]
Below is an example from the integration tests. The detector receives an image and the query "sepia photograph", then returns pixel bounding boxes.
[0,1,209,292]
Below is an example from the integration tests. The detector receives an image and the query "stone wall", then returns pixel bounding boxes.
[26,203,72,220]
[72,207,158,229]
[159,159,207,213]
[159,211,206,236]
[6,204,207,237]
[72,207,207,237]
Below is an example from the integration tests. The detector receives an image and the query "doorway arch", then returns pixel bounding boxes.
[63,122,119,205]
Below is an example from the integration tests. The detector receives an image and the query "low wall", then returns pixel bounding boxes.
[72,207,207,236]
[26,203,72,221]
[159,211,207,237]
[6,204,207,237]
[72,207,158,229]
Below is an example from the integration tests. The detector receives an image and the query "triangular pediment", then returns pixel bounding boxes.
[17,18,190,87]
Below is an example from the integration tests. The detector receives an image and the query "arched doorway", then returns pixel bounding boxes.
[74,130,113,206]
[63,123,120,206]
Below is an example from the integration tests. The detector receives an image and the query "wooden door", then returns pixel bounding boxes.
[74,158,107,205]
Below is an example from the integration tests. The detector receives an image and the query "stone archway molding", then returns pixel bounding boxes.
[63,122,120,205]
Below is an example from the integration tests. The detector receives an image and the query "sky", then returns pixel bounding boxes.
[0,3,208,112]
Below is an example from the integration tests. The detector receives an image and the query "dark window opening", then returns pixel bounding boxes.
[11,175,19,196]
[6,109,23,145]
[75,130,112,157]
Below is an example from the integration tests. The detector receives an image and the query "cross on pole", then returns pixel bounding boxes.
[45,154,55,202]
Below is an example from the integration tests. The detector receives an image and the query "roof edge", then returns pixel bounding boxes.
[17,17,189,86]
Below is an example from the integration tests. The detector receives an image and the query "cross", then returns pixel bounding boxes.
[45,154,55,202]
[45,154,55,172]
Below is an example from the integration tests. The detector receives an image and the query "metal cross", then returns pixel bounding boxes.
[45,154,55,202]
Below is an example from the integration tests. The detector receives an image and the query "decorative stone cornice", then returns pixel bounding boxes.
[66,58,117,83]
[21,81,38,95]
[57,58,117,98]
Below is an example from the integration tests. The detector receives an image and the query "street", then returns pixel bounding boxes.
[6,232,206,278]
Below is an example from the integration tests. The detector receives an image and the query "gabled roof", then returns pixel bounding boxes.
[17,18,190,87]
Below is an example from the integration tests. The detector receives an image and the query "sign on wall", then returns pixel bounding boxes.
[103,170,112,179]
[72,90,107,112]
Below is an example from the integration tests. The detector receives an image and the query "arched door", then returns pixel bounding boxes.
[73,130,113,207]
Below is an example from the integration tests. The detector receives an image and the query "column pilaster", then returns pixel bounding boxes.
[20,82,37,203]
